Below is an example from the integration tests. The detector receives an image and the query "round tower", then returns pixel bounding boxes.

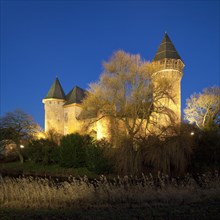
[151,33,184,128]
[42,77,66,134]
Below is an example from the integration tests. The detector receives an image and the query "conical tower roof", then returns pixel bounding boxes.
[153,33,182,61]
[44,77,66,100]
[65,86,87,105]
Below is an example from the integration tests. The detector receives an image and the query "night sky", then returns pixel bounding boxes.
[1,1,219,128]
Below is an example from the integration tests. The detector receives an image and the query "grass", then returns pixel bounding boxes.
[1,162,220,219]
[0,172,220,219]
[1,201,220,220]
[0,161,98,178]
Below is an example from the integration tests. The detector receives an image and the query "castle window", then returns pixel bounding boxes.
[65,113,68,122]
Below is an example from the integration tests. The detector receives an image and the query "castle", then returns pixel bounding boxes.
[42,33,184,139]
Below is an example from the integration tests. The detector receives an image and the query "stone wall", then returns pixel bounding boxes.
[42,99,65,134]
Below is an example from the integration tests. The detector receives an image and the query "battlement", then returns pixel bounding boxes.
[151,58,184,73]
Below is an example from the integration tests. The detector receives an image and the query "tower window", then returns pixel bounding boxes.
[65,113,68,122]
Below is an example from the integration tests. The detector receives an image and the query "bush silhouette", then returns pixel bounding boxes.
[59,133,111,173]
[59,133,87,168]
[25,139,59,164]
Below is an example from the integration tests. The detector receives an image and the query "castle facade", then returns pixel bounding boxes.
[42,33,184,139]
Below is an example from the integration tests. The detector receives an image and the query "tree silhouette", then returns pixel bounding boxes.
[0,109,40,163]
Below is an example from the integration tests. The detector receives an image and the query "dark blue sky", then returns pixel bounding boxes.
[1,1,219,128]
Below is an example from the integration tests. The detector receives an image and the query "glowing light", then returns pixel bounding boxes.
[190,131,194,136]
[97,121,103,140]
[20,145,25,148]
[35,131,46,139]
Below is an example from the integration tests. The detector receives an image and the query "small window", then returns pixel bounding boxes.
[64,113,68,122]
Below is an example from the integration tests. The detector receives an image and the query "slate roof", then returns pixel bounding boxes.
[153,33,182,61]
[65,86,87,105]
[44,77,66,100]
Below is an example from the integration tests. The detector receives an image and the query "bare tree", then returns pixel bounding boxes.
[0,109,40,163]
[81,50,176,143]
[184,86,220,131]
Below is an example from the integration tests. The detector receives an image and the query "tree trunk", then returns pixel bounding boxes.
[16,144,24,164]
[128,135,139,175]
[18,152,24,164]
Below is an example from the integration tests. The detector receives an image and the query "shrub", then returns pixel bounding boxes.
[59,134,112,173]
[111,124,194,176]
[140,133,193,176]
[192,130,220,170]
[112,136,141,175]
[25,138,59,164]
[59,133,87,168]
[86,140,112,174]
[60,133,97,168]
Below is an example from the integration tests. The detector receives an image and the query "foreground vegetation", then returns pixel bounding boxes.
[1,201,220,220]
[1,127,220,177]
[0,172,220,219]
[0,161,98,179]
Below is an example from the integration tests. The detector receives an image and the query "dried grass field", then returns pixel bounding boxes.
[0,172,220,219]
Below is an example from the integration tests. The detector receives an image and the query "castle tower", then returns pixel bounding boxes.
[63,86,87,135]
[42,77,66,134]
[151,33,184,127]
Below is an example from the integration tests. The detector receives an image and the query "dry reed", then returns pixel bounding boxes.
[0,172,219,209]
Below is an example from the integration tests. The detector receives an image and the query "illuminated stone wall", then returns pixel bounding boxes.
[63,104,83,135]
[151,59,184,129]
[42,98,65,134]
